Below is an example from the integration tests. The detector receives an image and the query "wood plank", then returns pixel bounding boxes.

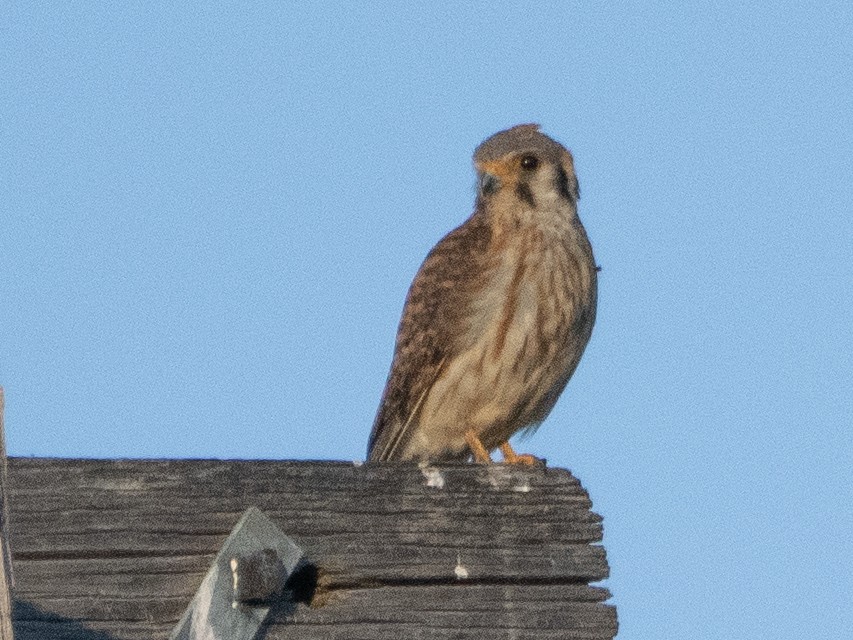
[0,389,14,639]
[6,458,616,639]
[7,459,607,583]
[13,584,611,623]
[13,584,616,640]
[271,583,618,640]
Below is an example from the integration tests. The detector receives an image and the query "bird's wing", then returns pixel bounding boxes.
[367,215,491,461]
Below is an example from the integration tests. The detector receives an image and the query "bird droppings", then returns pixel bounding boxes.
[230,558,239,589]
[454,554,469,580]
[419,462,445,489]
[486,464,514,488]
[513,480,532,493]
[351,459,364,467]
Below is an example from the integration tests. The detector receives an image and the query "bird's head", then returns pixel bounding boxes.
[473,124,579,223]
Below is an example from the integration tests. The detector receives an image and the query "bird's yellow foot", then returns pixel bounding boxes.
[465,430,493,464]
[499,442,539,466]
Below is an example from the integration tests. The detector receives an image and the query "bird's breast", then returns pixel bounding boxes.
[412,221,596,455]
[476,229,593,381]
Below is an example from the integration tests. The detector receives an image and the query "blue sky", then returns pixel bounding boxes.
[2,3,851,638]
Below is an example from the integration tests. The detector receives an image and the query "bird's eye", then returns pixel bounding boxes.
[520,155,539,170]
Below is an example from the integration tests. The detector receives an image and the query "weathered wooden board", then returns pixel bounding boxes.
[7,459,616,639]
[0,389,14,640]
[14,585,616,640]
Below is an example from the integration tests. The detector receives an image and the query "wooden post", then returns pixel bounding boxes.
[7,459,616,638]
[0,388,14,639]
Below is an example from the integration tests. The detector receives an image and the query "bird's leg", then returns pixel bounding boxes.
[465,430,493,464]
[499,442,539,466]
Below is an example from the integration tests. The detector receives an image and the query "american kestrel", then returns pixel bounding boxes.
[368,124,597,463]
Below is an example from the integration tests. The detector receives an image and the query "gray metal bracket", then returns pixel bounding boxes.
[170,506,304,640]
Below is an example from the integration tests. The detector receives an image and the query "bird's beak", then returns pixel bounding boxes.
[476,159,512,195]
[478,171,500,195]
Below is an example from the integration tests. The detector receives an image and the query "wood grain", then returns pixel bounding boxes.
[7,458,616,639]
[0,389,14,639]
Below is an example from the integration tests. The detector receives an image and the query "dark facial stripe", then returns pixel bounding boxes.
[515,182,536,208]
[555,167,579,204]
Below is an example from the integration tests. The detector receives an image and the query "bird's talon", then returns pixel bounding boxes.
[465,430,493,464]
[499,442,540,466]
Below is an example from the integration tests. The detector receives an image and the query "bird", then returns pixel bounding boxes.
[367,124,597,464]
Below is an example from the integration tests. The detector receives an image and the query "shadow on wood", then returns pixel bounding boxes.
[7,459,617,639]
[13,600,118,640]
